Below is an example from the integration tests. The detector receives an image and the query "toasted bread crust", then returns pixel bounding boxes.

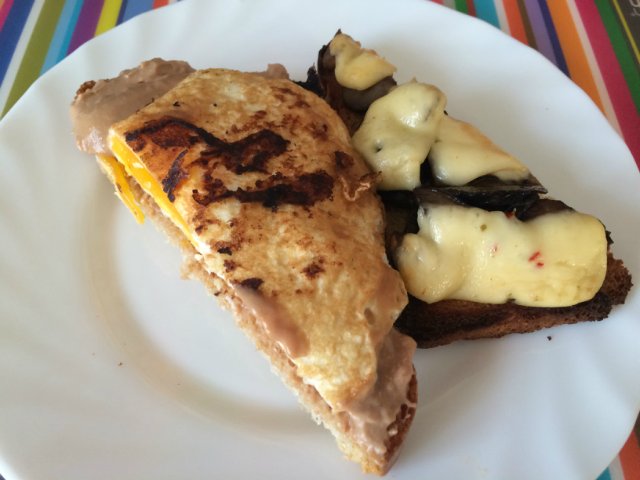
[110,69,412,410]
[130,180,416,475]
[313,34,633,350]
[395,252,632,348]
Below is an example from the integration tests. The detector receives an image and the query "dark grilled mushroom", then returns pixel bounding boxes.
[342,76,397,112]
[414,175,547,214]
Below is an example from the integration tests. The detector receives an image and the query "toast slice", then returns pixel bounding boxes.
[72,65,417,474]
[309,32,632,348]
[394,253,631,347]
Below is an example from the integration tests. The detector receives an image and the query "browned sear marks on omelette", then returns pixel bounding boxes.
[161,149,188,201]
[223,260,237,272]
[311,122,329,141]
[192,170,334,210]
[215,242,233,255]
[239,277,264,290]
[125,116,288,174]
[125,117,203,151]
[124,116,328,207]
[197,129,288,175]
[334,150,354,169]
[302,261,325,279]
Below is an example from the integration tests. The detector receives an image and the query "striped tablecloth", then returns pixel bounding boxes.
[2,0,638,168]
[0,1,638,479]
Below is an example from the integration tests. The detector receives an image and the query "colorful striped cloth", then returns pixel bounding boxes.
[0,0,181,117]
[0,0,638,170]
[0,1,638,479]
[431,0,640,171]
[1,0,638,169]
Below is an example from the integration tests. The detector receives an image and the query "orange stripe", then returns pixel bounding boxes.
[503,1,528,45]
[620,431,640,480]
[152,0,169,7]
[546,0,603,112]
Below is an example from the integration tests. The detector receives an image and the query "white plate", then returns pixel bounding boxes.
[0,0,638,479]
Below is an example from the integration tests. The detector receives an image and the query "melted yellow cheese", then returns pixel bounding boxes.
[96,154,145,224]
[109,135,196,246]
[329,33,396,90]
[352,81,530,190]
[352,82,446,190]
[395,204,607,307]
[429,116,529,185]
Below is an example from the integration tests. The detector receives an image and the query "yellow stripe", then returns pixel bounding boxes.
[94,0,123,36]
[612,0,640,66]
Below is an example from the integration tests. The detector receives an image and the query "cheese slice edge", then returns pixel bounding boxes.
[109,135,196,246]
[96,154,145,224]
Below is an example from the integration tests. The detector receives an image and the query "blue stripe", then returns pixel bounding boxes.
[473,0,500,29]
[60,0,83,57]
[116,0,128,24]
[40,0,82,73]
[597,467,612,480]
[0,0,36,86]
[121,0,154,22]
[537,0,569,75]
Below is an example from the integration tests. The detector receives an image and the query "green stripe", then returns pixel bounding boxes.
[596,0,640,113]
[2,0,65,116]
[455,0,469,14]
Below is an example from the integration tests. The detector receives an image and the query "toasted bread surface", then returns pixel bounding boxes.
[110,68,410,408]
[395,252,632,348]
[312,33,632,348]
[129,179,417,475]
[105,69,417,473]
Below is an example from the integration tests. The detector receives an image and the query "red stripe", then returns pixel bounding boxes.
[467,0,477,16]
[619,432,640,480]
[152,0,169,6]
[0,0,14,30]
[576,1,640,169]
